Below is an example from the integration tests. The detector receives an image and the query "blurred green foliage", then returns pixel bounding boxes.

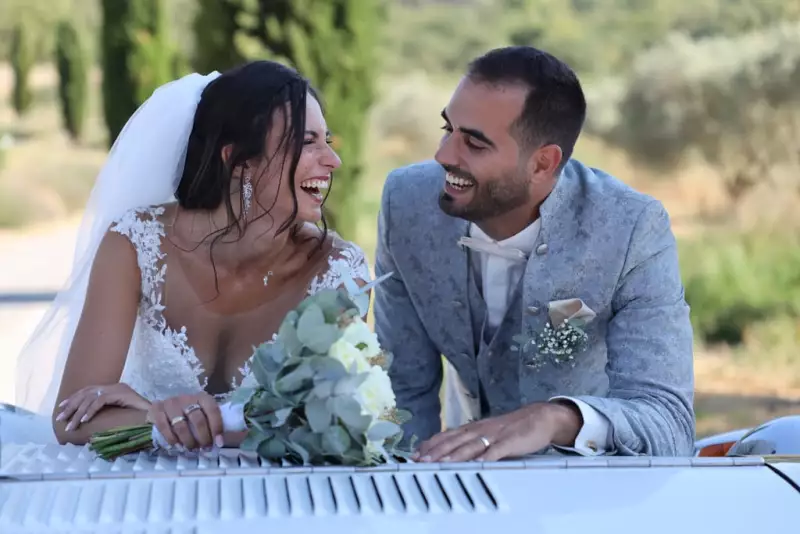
[55,20,88,142]
[193,0,383,240]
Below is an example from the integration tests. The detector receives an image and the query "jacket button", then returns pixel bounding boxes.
[536,243,548,255]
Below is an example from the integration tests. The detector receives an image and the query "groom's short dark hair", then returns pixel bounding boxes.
[466,46,586,168]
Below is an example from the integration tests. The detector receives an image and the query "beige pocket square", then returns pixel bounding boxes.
[548,298,596,326]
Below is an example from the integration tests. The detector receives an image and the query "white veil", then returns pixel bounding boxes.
[13,71,221,419]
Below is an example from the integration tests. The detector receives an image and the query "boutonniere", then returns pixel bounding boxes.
[512,298,597,370]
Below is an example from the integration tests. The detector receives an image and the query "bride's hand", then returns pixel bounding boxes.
[57,383,151,432]
[146,393,223,451]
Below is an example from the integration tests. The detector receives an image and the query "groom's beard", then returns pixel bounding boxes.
[439,166,531,222]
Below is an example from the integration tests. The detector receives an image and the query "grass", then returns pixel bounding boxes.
[2,62,799,441]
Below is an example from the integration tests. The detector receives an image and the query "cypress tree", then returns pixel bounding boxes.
[55,20,88,142]
[193,0,383,239]
[100,0,173,146]
[10,19,35,117]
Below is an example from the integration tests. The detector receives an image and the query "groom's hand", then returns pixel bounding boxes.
[413,401,583,462]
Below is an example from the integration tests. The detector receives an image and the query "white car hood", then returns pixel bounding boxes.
[1,444,798,534]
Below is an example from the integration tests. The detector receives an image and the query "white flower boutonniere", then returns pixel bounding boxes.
[513,298,597,370]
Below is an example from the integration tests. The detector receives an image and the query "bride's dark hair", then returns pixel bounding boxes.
[175,60,328,253]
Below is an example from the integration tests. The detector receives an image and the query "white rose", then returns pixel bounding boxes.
[356,365,396,419]
[328,338,370,373]
[341,319,382,359]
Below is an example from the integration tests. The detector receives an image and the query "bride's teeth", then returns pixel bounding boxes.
[300,178,329,189]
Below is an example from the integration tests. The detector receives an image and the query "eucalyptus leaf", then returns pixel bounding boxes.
[229,387,256,406]
[278,320,302,358]
[271,407,293,426]
[367,420,402,442]
[308,355,348,382]
[250,392,289,416]
[311,381,334,399]
[321,425,351,455]
[240,431,267,452]
[250,348,274,387]
[330,396,372,432]
[332,372,368,396]
[290,427,323,456]
[257,437,287,459]
[297,302,325,332]
[276,360,315,394]
[299,323,342,354]
[285,440,311,465]
[304,399,332,433]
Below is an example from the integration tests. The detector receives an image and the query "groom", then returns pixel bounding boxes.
[372,46,695,460]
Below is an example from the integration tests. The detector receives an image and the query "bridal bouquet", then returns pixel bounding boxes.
[89,289,415,466]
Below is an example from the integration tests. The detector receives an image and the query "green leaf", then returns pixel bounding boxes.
[304,399,332,433]
[321,425,351,455]
[229,387,256,406]
[330,396,372,433]
[270,407,293,427]
[300,323,342,354]
[367,420,401,442]
[296,303,342,352]
[250,347,275,387]
[297,302,325,331]
[278,320,303,358]
[285,439,311,465]
[308,355,348,381]
[240,430,267,452]
[276,360,315,394]
[257,437,287,459]
[332,372,367,396]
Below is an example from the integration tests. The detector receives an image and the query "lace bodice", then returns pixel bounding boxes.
[110,206,371,403]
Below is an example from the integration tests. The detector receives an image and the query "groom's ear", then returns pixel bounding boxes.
[528,144,563,182]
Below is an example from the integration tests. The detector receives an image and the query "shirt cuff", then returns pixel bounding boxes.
[548,396,614,456]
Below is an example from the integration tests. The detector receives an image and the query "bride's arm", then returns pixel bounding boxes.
[52,230,146,444]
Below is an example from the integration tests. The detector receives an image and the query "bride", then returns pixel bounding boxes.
[5,60,373,452]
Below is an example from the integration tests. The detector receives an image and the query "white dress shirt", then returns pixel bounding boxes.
[467,221,613,456]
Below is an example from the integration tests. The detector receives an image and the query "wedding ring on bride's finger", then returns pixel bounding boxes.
[183,403,202,415]
[170,415,187,426]
[479,436,491,449]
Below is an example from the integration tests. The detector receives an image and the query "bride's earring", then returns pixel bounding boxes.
[242,173,253,214]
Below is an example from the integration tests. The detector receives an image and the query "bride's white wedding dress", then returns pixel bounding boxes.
[1,205,371,447]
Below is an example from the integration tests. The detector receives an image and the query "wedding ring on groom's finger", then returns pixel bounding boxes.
[479,436,491,449]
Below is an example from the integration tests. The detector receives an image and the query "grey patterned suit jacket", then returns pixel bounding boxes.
[372,159,695,456]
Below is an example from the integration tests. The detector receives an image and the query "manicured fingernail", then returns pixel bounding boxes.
[215,435,224,448]
[476,457,485,462]
[441,456,451,462]
[58,400,68,408]
[56,412,65,421]
[65,421,74,432]
[80,415,89,423]
[421,455,431,462]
